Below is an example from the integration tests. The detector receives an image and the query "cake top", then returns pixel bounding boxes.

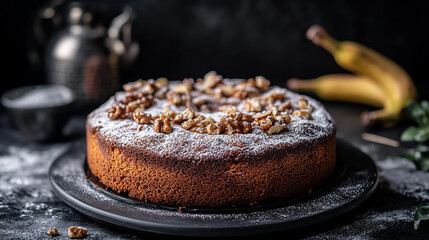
[87,72,335,160]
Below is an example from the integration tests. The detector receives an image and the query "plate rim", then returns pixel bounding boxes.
[49,138,379,237]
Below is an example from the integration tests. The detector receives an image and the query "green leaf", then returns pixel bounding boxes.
[414,205,429,230]
[423,121,429,129]
[421,100,429,112]
[403,145,429,170]
[401,126,420,142]
[415,128,429,143]
[416,144,429,154]
[411,105,427,126]
[418,158,429,171]
[404,101,418,118]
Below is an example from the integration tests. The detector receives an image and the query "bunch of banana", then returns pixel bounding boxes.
[287,25,417,126]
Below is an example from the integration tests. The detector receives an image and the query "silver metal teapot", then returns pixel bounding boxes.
[40,2,139,109]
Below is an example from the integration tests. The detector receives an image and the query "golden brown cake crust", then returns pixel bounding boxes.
[87,128,335,207]
[86,77,336,207]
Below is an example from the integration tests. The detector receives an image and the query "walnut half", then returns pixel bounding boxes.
[123,79,144,92]
[255,76,270,92]
[153,115,172,133]
[293,110,313,119]
[298,98,313,111]
[267,124,286,134]
[47,227,58,236]
[67,226,88,239]
[133,110,152,124]
[108,104,126,119]
[243,98,262,112]
[166,91,182,105]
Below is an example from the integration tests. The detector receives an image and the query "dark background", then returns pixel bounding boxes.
[2,0,429,98]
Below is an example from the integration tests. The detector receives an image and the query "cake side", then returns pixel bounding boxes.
[87,127,336,207]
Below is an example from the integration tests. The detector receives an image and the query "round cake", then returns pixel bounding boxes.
[86,71,336,208]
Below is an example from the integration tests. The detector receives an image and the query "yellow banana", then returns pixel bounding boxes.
[287,74,398,126]
[287,74,386,108]
[302,25,417,125]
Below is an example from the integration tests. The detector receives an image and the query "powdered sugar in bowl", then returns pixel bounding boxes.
[1,85,75,141]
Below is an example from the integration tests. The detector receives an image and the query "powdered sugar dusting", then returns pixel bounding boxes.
[4,85,74,109]
[87,84,335,160]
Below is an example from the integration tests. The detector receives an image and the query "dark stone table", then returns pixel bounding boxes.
[1,102,429,239]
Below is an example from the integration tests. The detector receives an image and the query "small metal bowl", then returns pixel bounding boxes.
[1,85,75,141]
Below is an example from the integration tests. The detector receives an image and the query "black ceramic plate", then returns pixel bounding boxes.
[49,139,378,237]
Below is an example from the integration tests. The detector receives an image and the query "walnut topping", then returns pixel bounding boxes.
[200,104,210,112]
[151,114,160,121]
[142,79,156,94]
[181,119,196,130]
[278,101,292,112]
[212,88,223,99]
[267,125,286,134]
[220,85,235,97]
[298,98,313,111]
[153,114,172,133]
[253,109,273,120]
[123,79,144,92]
[218,112,254,134]
[231,112,254,122]
[242,121,252,133]
[174,84,191,94]
[293,110,313,119]
[276,114,292,124]
[67,226,87,239]
[270,89,286,101]
[125,101,142,113]
[125,95,153,113]
[255,76,270,91]
[182,92,196,110]
[243,98,262,112]
[219,105,238,114]
[233,86,259,99]
[155,77,168,88]
[192,96,206,107]
[166,91,182,105]
[108,72,315,135]
[270,107,279,117]
[163,107,171,114]
[174,78,194,93]
[108,104,126,119]
[249,105,291,134]
[162,117,172,133]
[257,116,274,130]
[207,123,224,135]
[154,86,169,99]
[153,118,162,132]
[194,114,206,122]
[172,114,183,124]
[201,117,216,126]
[47,227,58,236]
[182,108,194,120]
[133,110,152,124]
[199,71,222,92]
[224,124,235,135]
[189,126,206,134]
[109,89,154,119]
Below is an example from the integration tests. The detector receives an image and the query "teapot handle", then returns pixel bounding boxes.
[107,5,139,69]
[108,5,136,51]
